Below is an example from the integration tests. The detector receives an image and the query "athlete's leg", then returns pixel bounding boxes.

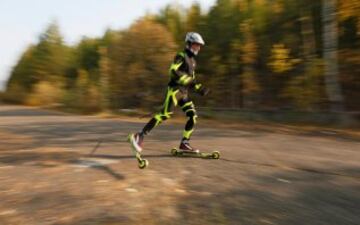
[130,87,178,152]
[141,87,178,135]
[178,98,199,152]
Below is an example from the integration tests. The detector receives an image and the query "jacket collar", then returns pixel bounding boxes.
[184,48,195,58]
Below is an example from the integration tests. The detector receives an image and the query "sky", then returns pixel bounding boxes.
[0,0,216,90]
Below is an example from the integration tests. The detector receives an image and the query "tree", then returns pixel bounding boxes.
[6,0,360,113]
[74,37,101,74]
[109,17,177,109]
[6,21,69,105]
[268,44,297,74]
[240,21,261,109]
[26,81,63,106]
[98,47,111,110]
[322,0,344,111]
[185,3,202,32]
[6,45,36,103]
[282,59,324,110]
[156,5,185,46]
[281,1,324,110]
[32,21,69,83]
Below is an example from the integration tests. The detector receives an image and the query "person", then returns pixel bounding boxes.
[129,32,209,153]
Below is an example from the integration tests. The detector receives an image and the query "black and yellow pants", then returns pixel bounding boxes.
[142,87,197,140]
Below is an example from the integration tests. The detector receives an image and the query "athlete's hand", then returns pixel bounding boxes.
[199,87,210,96]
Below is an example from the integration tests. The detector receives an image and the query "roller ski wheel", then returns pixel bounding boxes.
[211,151,220,159]
[128,133,149,169]
[171,148,178,156]
[138,158,149,169]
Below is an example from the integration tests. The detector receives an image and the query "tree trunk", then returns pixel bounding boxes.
[300,2,316,61]
[322,0,344,112]
[99,47,110,111]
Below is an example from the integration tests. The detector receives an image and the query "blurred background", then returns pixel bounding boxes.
[0,1,360,225]
[0,0,359,125]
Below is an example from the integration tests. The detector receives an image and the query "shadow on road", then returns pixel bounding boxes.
[0,149,177,180]
[0,150,129,180]
[173,167,360,225]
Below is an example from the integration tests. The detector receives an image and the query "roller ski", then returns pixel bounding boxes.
[170,140,220,159]
[127,133,149,169]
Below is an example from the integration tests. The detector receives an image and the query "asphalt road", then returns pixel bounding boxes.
[0,105,359,225]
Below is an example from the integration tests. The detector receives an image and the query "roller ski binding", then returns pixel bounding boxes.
[170,140,220,159]
[127,133,149,169]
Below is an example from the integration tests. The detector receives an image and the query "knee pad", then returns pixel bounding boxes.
[186,110,197,125]
[185,110,196,118]
[155,112,171,125]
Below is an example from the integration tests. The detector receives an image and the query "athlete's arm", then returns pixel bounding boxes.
[190,82,210,96]
[169,53,194,85]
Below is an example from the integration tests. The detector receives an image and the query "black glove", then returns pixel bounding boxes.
[198,86,210,96]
